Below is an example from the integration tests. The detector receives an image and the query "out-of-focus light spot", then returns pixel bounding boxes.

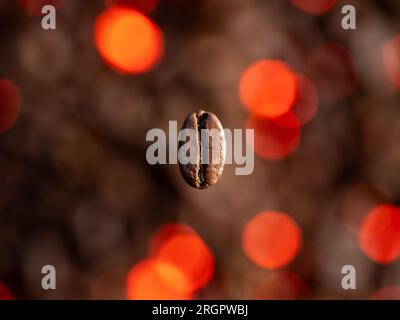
[0,79,22,134]
[151,225,215,293]
[382,35,400,89]
[291,0,337,15]
[105,0,159,14]
[239,60,297,119]
[341,184,390,234]
[0,283,14,300]
[246,112,301,160]
[371,286,400,300]
[94,7,164,74]
[126,259,193,300]
[242,211,302,269]
[17,0,62,16]
[359,204,400,264]
[292,74,318,125]
[149,223,194,254]
[308,43,357,103]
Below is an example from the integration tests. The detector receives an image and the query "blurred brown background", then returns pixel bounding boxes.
[0,0,400,299]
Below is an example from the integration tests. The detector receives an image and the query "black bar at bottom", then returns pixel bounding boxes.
[0,300,397,318]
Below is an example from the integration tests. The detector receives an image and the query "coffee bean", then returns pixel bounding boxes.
[178,110,226,189]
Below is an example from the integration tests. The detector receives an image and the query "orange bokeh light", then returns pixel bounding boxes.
[126,259,193,300]
[341,184,390,235]
[308,43,357,103]
[17,0,62,16]
[383,34,400,89]
[291,0,337,15]
[246,112,301,160]
[371,286,400,300]
[239,60,297,119]
[149,223,194,254]
[0,79,22,134]
[292,74,318,125]
[105,0,159,14]
[242,211,302,269]
[151,225,215,293]
[359,204,400,264]
[0,283,14,300]
[94,7,164,74]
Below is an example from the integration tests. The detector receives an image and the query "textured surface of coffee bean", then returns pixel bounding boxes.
[179,110,226,189]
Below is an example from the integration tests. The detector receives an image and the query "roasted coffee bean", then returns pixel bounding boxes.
[178,110,226,189]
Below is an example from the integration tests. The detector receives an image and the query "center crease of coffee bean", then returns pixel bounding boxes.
[197,111,207,188]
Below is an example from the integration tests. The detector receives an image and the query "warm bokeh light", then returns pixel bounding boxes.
[151,225,215,293]
[105,0,159,14]
[242,211,302,269]
[246,112,301,160]
[359,204,400,264]
[149,223,194,254]
[292,74,318,125]
[341,184,390,234]
[0,283,14,300]
[0,79,22,134]
[94,7,164,74]
[308,43,357,103]
[17,0,62,16]
[126,259,193,300]
[371,286,400,300]
[382,34,400,89]
[239,60,297,119]
[291,0,337,15]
